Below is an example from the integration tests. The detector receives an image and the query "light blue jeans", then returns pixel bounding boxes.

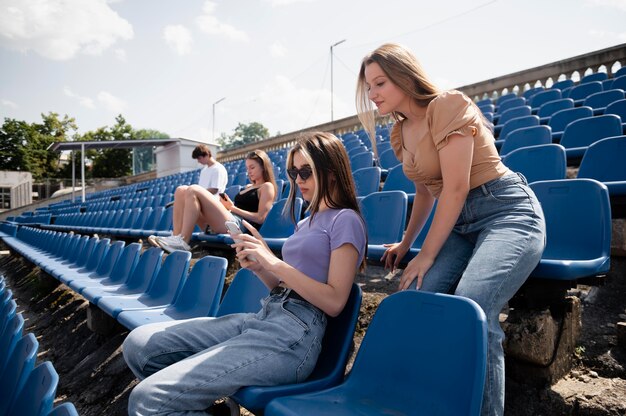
[415,173,546,416]
[122,292,327,416]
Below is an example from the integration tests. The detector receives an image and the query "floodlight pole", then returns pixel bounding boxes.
[330,39,346,122]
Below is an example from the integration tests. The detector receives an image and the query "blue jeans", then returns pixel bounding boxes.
[123,292,327,416]
[416,173,546,416]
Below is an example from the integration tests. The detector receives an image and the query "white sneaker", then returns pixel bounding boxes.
[154,235,191,253]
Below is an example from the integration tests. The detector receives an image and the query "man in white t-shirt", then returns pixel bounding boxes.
[194,145,228,194]
[148,144,227,251]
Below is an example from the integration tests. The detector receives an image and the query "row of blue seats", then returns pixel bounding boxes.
[0,228,490,415]
[0,276,78,416]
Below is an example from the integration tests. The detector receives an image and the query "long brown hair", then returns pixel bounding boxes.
[356,43,440,154]
[286,132,366,270]
[246,149,278,197]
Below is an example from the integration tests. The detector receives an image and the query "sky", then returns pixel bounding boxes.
[1,0,625,144]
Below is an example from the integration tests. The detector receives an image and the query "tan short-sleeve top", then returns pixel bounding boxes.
[390,90,509,198]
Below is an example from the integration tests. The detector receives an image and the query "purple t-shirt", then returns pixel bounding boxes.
[281,208,366,284]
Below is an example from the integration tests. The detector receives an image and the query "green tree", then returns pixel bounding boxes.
[89,115,134,178]
[218,121,270,150]
[0,118,30,171]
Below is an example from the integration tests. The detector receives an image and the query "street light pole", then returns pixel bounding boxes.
[212,97,226,141]
[330,39,346,122]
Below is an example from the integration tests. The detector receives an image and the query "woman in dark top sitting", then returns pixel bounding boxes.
[149,149,277,253]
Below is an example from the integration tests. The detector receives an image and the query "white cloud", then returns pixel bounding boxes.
[0,0,133,61]
[263,0,315,6]
[248,75,349,133]
[270,42,287,58]
[196,1,248,42]
[114,48,127,61]
[163,25,193,56]
[64,87,96,109]
[97,91,127,113]
[585,0,626,11]
[2,99,18,109]
[588,29,626,41]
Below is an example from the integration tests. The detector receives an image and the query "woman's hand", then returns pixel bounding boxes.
[231,220,281,272]
[380,241,410,272]
[398,252,435,291]
[219,193,234,211]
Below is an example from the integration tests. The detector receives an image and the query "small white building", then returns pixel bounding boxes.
[0,171,33,211]
[154,138,220,178]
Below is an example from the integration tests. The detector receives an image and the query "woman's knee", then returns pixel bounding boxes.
[128,378,155,415]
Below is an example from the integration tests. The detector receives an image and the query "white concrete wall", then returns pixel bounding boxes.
[154,139,220,178]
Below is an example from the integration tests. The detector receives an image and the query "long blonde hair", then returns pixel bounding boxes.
[356,43,440,153]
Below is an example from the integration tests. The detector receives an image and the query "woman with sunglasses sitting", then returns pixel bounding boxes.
[148,149,277,253]
[123,132,367,415]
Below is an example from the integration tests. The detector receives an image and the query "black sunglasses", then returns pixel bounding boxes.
[287,166,313,181]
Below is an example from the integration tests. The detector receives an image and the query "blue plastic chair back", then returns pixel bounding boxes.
[496,105,531,126]
[529,89,561,108]
[0,313,24,376]
[614,67,626,78]
[173,255,228,317]
[548,106,593,133]
[577,136,626,182]
[231,284,363,413]
[360,191,407,245]
[0,333,39,416]
[216,269,270,317]
[496,92,517,106]
[500,125,552,156]
[224,185,242,200]
[381,164,415,195]
[612,75,626,91]
[83,238,111,272]
[93,240,125,278]
[531,179,611,266]
[119,247,164,292]
[349,151,374,172]
[560,114,622,149]
[0,299,17,336]
[106,242,142,285]
[552,79,574,91]
[352,167,381,197]
[538,98,574,118]
[580,72,608,84]
[583,89,625,110]
[259,198,302,239]
[144,250,191,301]
[155,206,173,232]
[7,361,59,416]
[568,81,603,101]
[378,148,401,170]
[498,115,540,142]
[605,98,626,120]
[523,87,544,100]
[497,96,526,114]
[266,290,487,416]
[503,144,567,183]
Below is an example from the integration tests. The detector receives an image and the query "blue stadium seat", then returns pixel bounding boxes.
[537,98,574,121]
[577,135,626,217]
[567,81,603,105]
[529,89,561,110]
[265,290,487,416]
[215,269,270,317]
[116,255,228,330]
[230,284,363,415]
[0,333,39,416]
[7,361,58,416]
[349,151,374,172]
[81,246,163,305]
[530,179,611,280]
[381,164,415,203]
[70,242,141,294]
[611,75,626,91]
[523,86,544,100]
[260,198,304,252]
[352,167,381,197]
[548,106,594,142]
[559,114,623,162]
[502,144,567,183]
[580,72,608,84]
[494,106,532,136]
[497,115,540,147]
[500,125,552,156]
[377,147,400,170]
[551,79,574,91]
[360,191,407,263]
[61,240,124,286]
[497,97,526,114]
[97,250,191,318]
[583,89,625,115]
[614,67,626,78]
[0,313,24,376]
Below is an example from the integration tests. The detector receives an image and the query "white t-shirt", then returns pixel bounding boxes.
[198,162,228,194]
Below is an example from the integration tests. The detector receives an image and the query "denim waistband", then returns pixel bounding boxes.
[467,172,528,199]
